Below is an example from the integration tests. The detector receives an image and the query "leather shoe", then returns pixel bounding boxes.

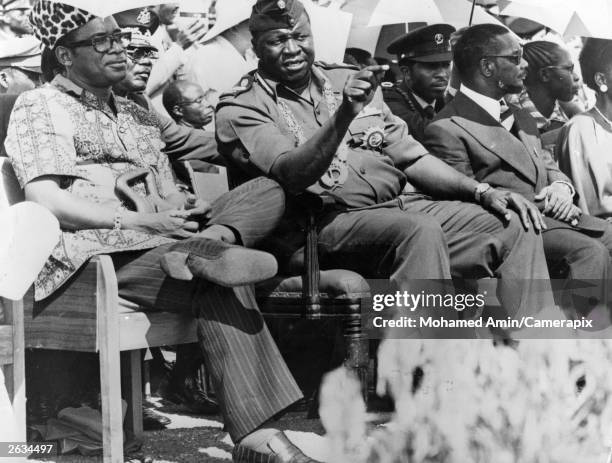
[165,375,219,415]
[160,237,277,286]
[142,407,170,430]
[232,431,322,463]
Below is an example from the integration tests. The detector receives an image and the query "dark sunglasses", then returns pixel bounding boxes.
[65,31,132,54]
[482,50,523,65]
[127,47,159,62]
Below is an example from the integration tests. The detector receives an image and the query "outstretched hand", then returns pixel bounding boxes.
[341,64,389,117]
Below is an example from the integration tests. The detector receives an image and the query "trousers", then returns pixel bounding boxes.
[113,177,303,440]
[316,195,554,317]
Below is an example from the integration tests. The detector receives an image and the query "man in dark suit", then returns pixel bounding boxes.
[423,24,612,321]
[383,24,455,143]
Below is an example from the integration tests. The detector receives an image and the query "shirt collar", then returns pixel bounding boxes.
[411,90,435,109]
[460,84,502,121]
[51,74,119,112]
[256,64,326,104]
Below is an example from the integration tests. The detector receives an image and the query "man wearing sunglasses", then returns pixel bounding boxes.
[424,24,612,323]
[110,8,222,424]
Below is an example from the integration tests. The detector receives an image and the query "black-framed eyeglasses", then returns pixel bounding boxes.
[179,95,207,106]
[65,31,132,54]
[541,63,575,73]
[126,47,159,62]
[482,50,523,65]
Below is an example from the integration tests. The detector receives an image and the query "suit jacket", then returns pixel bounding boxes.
[383,83,444,144]
[423,91,604,233]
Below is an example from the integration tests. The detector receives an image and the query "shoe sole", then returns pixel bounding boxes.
[161,248,278,287]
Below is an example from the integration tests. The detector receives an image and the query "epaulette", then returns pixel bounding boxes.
[314,61,359,71]
[219,73,255,99]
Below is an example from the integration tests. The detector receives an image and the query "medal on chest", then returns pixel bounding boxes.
[319,145,349,189]
[361,126,385,150]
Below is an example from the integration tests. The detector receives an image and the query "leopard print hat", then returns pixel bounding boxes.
[29,0,98,49]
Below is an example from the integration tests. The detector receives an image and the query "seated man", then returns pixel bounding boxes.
[8,2,319,461]
[423,24,612,321]
[111,8,218,418]
[216,0,555,321]
[163,80,215,130]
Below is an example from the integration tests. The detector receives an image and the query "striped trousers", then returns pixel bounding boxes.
[113,177,303,440]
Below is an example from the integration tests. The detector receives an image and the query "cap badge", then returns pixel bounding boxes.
[361,126,385,150]
[277,0,286,9]
[434,33,444,45]
[137,9,151,25]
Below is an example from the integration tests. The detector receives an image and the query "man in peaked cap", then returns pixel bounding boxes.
[217,0,558,385]
[113,8,221,424]
[383,23,455,143]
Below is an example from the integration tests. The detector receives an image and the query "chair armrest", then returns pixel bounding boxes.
[25,255,119,352]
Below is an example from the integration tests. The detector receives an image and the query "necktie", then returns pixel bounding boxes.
[499,99,510,119]
[499,99,515,130]
[423,105,435,119]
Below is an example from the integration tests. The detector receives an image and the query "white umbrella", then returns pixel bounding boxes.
[366,0,502,28]
[498,0,612,39]
[345,0,504,56]
[49,0,157,18]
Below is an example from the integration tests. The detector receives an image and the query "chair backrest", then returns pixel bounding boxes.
[0,158,24,215]
[183,160,229,202]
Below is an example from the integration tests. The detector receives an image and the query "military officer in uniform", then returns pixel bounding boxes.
[383,24,455,143]
[216,0,557,327]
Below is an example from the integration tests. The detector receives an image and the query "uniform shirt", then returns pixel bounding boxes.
[382,81,443,144]
[216,63,428,210]
[5,75,179,300]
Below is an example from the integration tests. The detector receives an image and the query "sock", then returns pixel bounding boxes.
[237,427,279,453]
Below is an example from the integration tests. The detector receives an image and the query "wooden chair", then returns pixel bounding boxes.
[183,162,372,398]
[0,296,26,442]
[1,157,199,463]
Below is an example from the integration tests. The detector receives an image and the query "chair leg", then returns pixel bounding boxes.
[4,298,26,441]
[342,313,369,405]
[121,350,144,441]
[97,257,124,463]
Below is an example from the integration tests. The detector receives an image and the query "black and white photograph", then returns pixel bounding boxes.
[2,0,612,462]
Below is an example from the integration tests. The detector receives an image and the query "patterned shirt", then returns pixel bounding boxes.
[5,75,176,300]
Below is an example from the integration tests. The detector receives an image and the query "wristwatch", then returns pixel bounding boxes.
[474,183,492,204]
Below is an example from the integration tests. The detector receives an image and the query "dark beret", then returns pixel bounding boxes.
[387,23,456,63]
[249,0,307,35]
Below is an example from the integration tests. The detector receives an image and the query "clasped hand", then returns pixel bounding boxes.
[131,194,212,239]
[534,183,581,224]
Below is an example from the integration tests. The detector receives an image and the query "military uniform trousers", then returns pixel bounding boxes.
[315,194,554,317]
[112,177,303,441]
